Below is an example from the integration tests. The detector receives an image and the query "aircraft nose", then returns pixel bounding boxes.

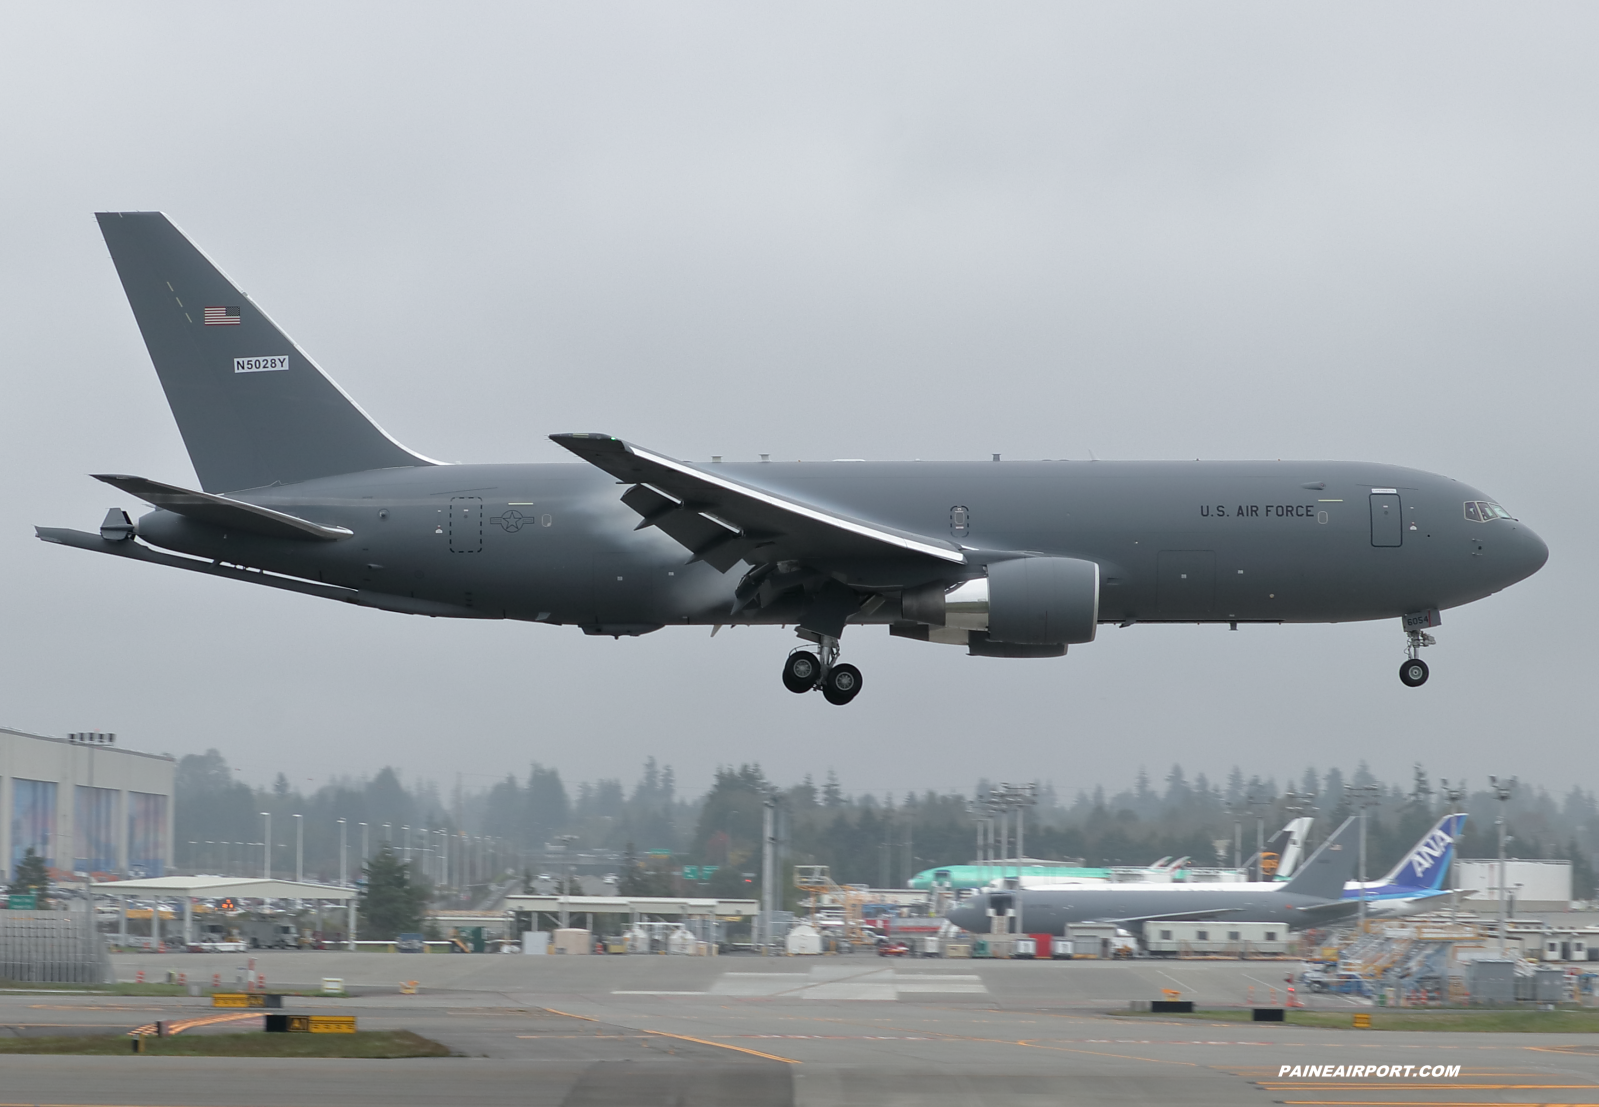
[945,900,982,932]
[1508,522,1549,583]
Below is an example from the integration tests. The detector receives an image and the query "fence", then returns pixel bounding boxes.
[0,909,113,984]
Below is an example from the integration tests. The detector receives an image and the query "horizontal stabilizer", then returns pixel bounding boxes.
[92,474,352,541]
[550,434,965,570]
[35,527,490,618]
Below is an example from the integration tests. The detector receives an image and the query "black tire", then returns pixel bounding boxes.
[783,651,821,693]
[1399,658,1429,687]
[822,663,863,705]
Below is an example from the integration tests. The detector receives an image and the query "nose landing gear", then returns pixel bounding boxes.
[782,636,862,704]
[1399,622,1436,687]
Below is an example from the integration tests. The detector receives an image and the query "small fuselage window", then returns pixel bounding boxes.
[1464,500,1512,522]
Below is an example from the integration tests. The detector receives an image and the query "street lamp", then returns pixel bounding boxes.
[556,835,579,929]
[1347,784,1383,933]
[260,813,271,879]
[1489,776,1516,956]
[337,819,347,887]
[1439,778,1467,917]
[293,814,303,884]
[359,822,368,877]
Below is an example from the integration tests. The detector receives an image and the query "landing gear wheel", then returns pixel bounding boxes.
[1399,658,1429,687]
[822,663,863,705]
[783,651,822,693]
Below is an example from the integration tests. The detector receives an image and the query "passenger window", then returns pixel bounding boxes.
[1463,502,1482,522]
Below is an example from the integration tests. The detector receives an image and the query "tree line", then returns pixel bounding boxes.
[174,751,1599,911]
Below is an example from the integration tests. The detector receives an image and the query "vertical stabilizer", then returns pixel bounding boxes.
[1280,816,1359,900]
[1274,816,1315,880]
[1374,813,1467,892]
[95,212,433,492]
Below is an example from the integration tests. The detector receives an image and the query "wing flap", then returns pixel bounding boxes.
[551,434,964,569]
[93,474,353,541]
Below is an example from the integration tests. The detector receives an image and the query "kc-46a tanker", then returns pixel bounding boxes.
[38,213,1548,704]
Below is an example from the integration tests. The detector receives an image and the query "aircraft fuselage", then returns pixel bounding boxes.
[131,458,1547,634]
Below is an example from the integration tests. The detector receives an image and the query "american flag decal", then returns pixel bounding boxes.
[203,306,241,326]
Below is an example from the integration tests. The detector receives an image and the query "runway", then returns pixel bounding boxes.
[0,953,1592,1105]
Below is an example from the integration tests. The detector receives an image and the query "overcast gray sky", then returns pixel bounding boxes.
[1,3,1592,799]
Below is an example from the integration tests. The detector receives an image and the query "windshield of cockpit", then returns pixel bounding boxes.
[1463,501,1513,522]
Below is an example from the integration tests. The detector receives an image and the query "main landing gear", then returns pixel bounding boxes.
[1399,625,1436,688]
[783,636,863,705]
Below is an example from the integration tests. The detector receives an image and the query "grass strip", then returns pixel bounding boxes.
[1122,1007,1599,1032]
[0,1030,450,1057]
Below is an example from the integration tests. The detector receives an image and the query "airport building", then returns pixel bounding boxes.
[0,726,175,882]
[1455,858,1574,913]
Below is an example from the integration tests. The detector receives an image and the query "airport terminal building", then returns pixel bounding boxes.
[0,726,174,882]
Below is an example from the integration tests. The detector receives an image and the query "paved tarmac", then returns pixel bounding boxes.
[0,953,1591,1105]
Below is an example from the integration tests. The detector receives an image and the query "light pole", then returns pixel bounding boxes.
[260,813,271,879]
[1248,788,1274,880]
[359,823,368,876]
[1490,776,1516,957]
[337,819,347,887]
[1348,784,1383,933]
[761,789,777,954]
[293,814,303,884]
[556,835,579,929]
[1439,779,1467,918]
[401,826,410,866]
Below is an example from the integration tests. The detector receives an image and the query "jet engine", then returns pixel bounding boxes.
[900,557,1099,647]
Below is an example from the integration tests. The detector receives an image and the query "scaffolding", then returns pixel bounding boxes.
[793,865,875,944]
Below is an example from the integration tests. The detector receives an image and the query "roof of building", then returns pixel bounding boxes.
[0,725,175,763]
[89,876,355,900]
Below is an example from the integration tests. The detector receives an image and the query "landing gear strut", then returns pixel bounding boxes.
[1399,627,1435,688]
[781,635,863,704]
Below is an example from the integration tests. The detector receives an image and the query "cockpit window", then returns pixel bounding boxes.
[1464,500,1512,522]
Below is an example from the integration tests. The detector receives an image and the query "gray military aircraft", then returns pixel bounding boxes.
[947,816,1364,934]
[37,213,1549,704]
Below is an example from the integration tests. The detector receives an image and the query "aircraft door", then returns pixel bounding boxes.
[1156,550,1215,616]
[1369,494,1402,547]
[449,497,483,553]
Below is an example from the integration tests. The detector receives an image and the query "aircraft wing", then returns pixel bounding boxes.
[550,434,965,573]
[92,474,353,541]
[1095,907,1244,926]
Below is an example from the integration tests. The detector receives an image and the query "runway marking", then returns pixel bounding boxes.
[641,1028,801,1064]
[129,1011,261,1036]
[539,1006,597,1022]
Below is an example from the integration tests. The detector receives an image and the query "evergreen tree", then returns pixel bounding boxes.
[822,770,844,808]
[7,848,49,905]
[358,845,427,939]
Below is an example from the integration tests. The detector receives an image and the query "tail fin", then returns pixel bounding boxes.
[1280,816,1359,900]
[1274,816,1315,879]
[95,212,434,492]
[1375,813,1466,891]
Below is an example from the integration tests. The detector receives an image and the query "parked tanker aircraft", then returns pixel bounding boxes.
[38,213,1549,704]
[948,816,1365,933]
[945,812,1468,933]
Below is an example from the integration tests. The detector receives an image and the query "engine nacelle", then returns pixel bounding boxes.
[901,557,1099,645]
